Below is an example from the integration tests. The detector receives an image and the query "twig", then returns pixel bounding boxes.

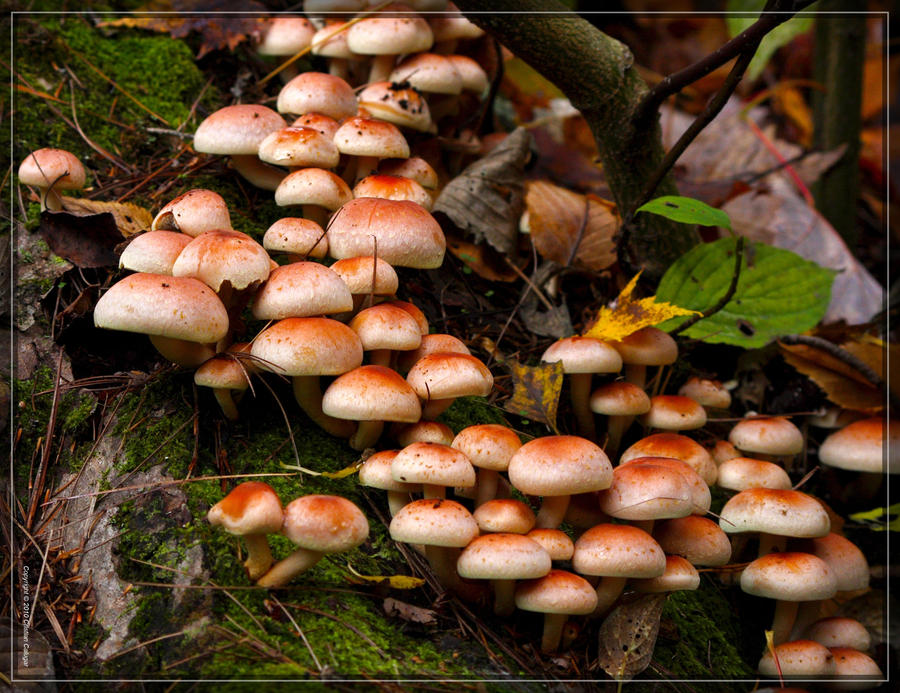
[26,350,64,530]
[635,0,816,122]
[777,335,884,388]
[670,237,745,336]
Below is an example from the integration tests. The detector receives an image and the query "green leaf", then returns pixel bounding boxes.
[655,238,835,348]
[849,503,900,532]
[636,196,732,230]
[726,0,818,82]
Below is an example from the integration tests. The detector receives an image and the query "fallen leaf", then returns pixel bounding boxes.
[584,272,699,342]
[596,593,666,682]
[848,503,900,532]
[319,462,362,479]
[59,197,153,237]
[38,210,124,268]
[445,232,520,282]
[519,295,573,340]
[529,123,609,198]
[779,339,884,413]
[346,564,425,590]
[772,84,813,147]
[524,181,618,272]
[503,359,564,432]
[382,598,437,625]
[100,0,267,59]
[432,127,531,256]
[721,178,883,325]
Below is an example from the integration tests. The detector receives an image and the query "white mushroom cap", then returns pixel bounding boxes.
[391,441,476,489]
[829,647,883,684]
[818,418,886,473]
[281,494,369,553]
[508,435,612,497]
[353,175,432,210]
[652,516,732,566]
[620,432,717,486]
[716,457,792,491]
[358,450,416,493]
[250,317,363,376]
[406,352,493,400]
[541,336,623,374]
[729,416,804,457]
[322,365,422,423]
[333,116,410,159]
[19,148,86,191]
[349,303,423,352]
[172,230,272,293]
[589,381,651,416]
[207,481,283,536]
[257,16,315,56]
[119,231,192,276]
[457,533,551,581]
[473,499,536,534]
[572,523,666,578]
[718,488,831,538]
[678,376,732,409]
[514,569,597,615]
[598,462,694,521]
[258,127,341,169]
[741,552,838,601]
[632,555,700,593]
[263,218,328,259]
[326,197,445,268]
[152,189,232,237]
[275,168,353,211]
[451,424,521,472]
[757,640,836,678]
[803,533,870,592]
[357,81,433,132]
[331,256,399,297]
[389,498,478,547]
[390,53,463,95]
[803,618,872,652]
[610,326,678,366]
[526,529,575,562]
[347,8,434,56]
[639,395,708,431]
[251,262,353,320]
[276,72,357,119]
[93,273,229,344]
[194,105,286,155]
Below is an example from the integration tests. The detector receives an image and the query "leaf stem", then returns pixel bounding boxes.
[670,237,745,336]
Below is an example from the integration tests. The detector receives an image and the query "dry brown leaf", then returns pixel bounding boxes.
[524,181,618,272]
[382,598,437,626]
[596,593,666,682]
[445,233,520,282]
[60,197,153,237]
[100,0,266,59]
[779,339,885,413]
[38,210,125,268]
[432,127,531,256]
[503,359,564,432]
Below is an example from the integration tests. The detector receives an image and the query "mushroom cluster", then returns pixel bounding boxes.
[22,3,888,684]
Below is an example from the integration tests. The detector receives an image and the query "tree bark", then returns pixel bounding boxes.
[811,2,865,248]
[454,0,699,280]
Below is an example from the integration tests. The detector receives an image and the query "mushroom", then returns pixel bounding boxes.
[357,450,417,516]
[349,303,422,368]
[609,326,678,390]
[333,116,410,184]
[18,148,86,211]
[274,167,353,227]
[639,395,708,433]
[276,71,357,121]
[152,189,233,238]
[473,499,536,535]
[256,494,369,588]
[451,423,522,507]
[588,381,650,458]
[515,570,598,653]
[193,104,287,190]
[347,4,434,83]
[194,342,255,421]
[757,639,836,678]
[457,533,551,617]
[507,435,612,529]
[262,217,328,262]
[619,432,718,486]
[540,336,623,440]
[118,230,192,276]
[728,415,804,466]
[93,273,228,368]
[406,352,493,419]
[391,441,475,500]
[322,364,422,450]
[207,481,283,580]
[250,317,363,438]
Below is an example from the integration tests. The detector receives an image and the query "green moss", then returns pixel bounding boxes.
[652,580,754,681]
[14,16,212,164]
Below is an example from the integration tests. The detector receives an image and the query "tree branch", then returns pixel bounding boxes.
[635,0,816,123]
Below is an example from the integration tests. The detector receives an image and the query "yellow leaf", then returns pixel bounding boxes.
[503,359,564,433]
[60,197,153,237]
[583,272,699,342]
[345,563,425,589]
[319,462,362,479]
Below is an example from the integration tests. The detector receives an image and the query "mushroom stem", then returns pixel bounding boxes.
[368,55,395,84]
[424,544,461,591]
[243,533,276,580]
[771,599,800,646]
[422,398,454,420]
[593,576,628,615]
[386,491,410,517]
[789,600,823,642]
[292,376,356,439]
[230,155,286,191]
[421,484,446,500]
[491,579,516,617]
[301,204,329,228]
[758,533,787,557]
[355,156,379,183]
[256,547,324,588]
[349,420,384,451]
[624,364,648,390]
[570,373,596,440]
[535,495,571,529]
[148,334,216,368]
[604,414,633,459]
[368,349,392,368]
[213,388,241,421]
[540,613,567,653]
[475,469,500,507]
[43,188,65,212]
